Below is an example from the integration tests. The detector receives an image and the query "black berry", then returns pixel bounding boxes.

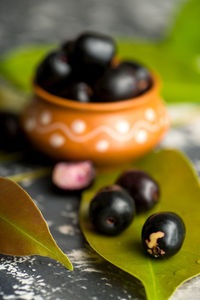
[35,50,72,94]
[0,112,28,151]
[68,32,116,83]
[58,82,92,102]
[89,185,135,235]
[142,212,186,258]
[116,169,159,212]
[93,63,136,102]
[34,33,153,103]
[121,61,152,94]
[93,61,152,102]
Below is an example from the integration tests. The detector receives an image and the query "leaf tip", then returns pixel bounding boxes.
[52,251,73,271]
[62,258,73,271]
[69,262,74,271]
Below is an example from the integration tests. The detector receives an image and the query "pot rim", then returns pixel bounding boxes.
[33,73,161,112]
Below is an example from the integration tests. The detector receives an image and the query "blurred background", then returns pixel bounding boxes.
[0,0,184,54]
[0,0,199,107]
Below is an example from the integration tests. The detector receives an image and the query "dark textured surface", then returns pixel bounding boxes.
[0,120,200,299]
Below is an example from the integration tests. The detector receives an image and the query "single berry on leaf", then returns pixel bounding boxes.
[116,169,159,212]
[52,161,95,191]
[142,212,186,258]
[35,50,72,94]
[89,185,135,235]
[58,82,92,102]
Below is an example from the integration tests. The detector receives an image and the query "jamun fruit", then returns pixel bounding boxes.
[58,82,92,102]
[35,50,72,94]
[121,61,152,94]
[142,212,186,258]
[93,62,142,102]
[35,32,153,102]
[68,32,116,83]
[0,111,27,151]
[116,169,159,212]
[89,185,135,235]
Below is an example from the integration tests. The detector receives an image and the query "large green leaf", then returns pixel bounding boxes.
[167,0,200,61]
[79,149,200,300]
[0,176,73,271]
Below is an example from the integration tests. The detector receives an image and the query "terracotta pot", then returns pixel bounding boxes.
[21,75,170,167]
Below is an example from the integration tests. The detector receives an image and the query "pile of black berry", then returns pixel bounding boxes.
[89,169,186,259]
[35,32,152,103]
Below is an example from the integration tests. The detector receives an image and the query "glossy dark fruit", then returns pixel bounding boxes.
[142,212,186,258]
[73,32,116,67]
[0,112,27,151]
[93,63,137,102]
[68,32,116,83]
[35,50,72,94]
[121,61,152,94]
[89,185,135,235]
[93,61,152,102]
[116,169,159,212]
[58,82,92,102]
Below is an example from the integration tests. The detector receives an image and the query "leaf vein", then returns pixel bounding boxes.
[147,249,158,300]
[0,213,56,257]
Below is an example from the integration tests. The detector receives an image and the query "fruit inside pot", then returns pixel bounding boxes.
[34,31,152,103]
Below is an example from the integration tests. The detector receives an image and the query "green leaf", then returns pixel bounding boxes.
[0,176,73,271]
[0,82,29,112]
[167,0,200,60]
[79,149,200,300]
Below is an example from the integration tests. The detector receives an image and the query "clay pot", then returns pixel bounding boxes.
[21,75,169,167]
